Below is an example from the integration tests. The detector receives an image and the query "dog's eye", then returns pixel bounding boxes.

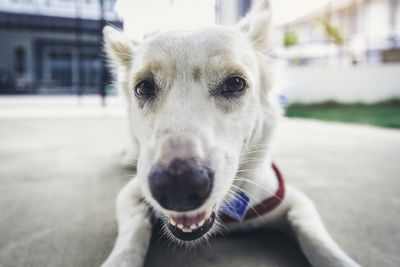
[221,77,246,95]
[135,81,156,98]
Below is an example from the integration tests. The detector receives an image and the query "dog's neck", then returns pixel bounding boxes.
[235,156,279,207]
[235,110,280,206]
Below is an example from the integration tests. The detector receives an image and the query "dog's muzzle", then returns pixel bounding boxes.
[165,207,216,241]
[149,158,215,240]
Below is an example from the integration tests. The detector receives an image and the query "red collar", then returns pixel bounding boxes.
[220,162,285,223]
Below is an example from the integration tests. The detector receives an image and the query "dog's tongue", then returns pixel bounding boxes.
[169,212,206,228]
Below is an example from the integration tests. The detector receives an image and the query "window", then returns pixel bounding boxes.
[79,53,101,87]
[14,47,26,74]
[48,50,73,87]
[41,45,102,91]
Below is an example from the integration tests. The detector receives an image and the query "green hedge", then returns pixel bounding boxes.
[285,100,400,128]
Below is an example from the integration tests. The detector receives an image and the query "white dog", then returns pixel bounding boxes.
[101,1,360,266]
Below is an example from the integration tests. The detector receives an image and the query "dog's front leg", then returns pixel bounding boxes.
[121,113,140,168]
[285,186,360,267]
[102,178,151,267]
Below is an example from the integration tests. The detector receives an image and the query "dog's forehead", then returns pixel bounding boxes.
[140,27,250,65]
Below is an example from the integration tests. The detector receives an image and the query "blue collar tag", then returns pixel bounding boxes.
[220,191,250,221]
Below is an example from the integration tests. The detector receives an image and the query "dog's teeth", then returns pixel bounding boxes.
[182,228,192,233]
[198,220,205,227]
[190,224,197,229]
[170,219,176,226]
[177,224,184,229]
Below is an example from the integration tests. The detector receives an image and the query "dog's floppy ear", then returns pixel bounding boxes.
[236,0,271,53]
[103,26,137,69]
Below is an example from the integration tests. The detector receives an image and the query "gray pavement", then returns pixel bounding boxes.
[0,114,399,267]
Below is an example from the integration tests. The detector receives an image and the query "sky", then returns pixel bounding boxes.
[115,0,331,40]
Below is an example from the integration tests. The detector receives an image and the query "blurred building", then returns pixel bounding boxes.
[0,0,122,95]
[278,0,400,66]
[216,0,400,67]
[215,0,400,103]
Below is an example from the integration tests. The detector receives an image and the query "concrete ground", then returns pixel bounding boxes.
[0,99,399,267]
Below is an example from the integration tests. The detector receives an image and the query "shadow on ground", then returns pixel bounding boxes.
[145,224,310,267]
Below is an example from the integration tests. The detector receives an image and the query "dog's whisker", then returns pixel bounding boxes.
[156,229,166,246]
[234,176,273,191]
[240,149,268,156]
[249,34,266,48]
[243,143,268,151]
[240,157,266,161]
[140,46,151,56]
[159,222,173,246]
[202,234,213,250]
[212,220,225,238]
[245,144,266,150]
[230,184,264,205]
[240,153,266,159]
[241,147,269,154]
[233,177,283,202]
[214,214,229,231]
[227,188,262,207]
[242,146,266,153]
[127,160,137,167]
[239,155,265,161]
[235,175,275,189]
[239,159,266,165]
[239,160,263,165]
[235,168,255,173]
[240,152,268,160]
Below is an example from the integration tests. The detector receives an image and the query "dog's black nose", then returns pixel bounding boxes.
[149,159,213,212]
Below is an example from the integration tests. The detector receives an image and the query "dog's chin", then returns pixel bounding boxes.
[164,207,216,242]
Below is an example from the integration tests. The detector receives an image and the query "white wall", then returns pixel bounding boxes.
[282,64,400,104]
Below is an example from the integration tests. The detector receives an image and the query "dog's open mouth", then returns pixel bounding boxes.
[165,208,216,241]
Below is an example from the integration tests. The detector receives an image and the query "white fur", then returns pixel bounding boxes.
[101,1,360,266]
